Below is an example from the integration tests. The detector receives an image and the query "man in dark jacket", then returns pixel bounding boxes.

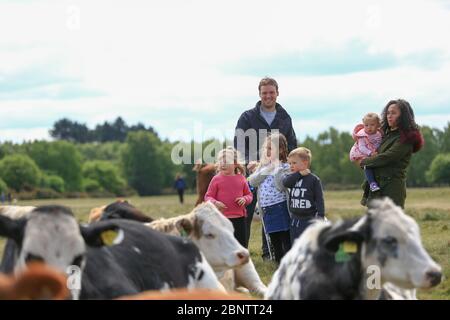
[233,77,297,257]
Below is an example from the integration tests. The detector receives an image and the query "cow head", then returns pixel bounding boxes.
[323,198,442,290]
[175,202,249,271]
[88,200,153,224]
[0,205,123,298]
[364,198,442,289]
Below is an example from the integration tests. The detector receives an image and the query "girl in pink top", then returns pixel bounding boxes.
[204,147,253,246]
[350,112,383,192]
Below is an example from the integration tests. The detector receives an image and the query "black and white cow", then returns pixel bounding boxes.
[265,198,442,300]
[0,205,223,299]
[87,201,267,296]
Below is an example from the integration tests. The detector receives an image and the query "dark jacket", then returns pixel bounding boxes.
[174,178,186,190]
[361,128,424,208]
[282,172,325,219]
[233,101,297,163]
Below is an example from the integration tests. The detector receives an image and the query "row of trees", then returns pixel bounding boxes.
[0,120,449,199]
[0,133,176,198]
[49,117,158,143]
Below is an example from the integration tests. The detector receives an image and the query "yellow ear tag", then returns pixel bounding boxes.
[100,230,119,246]
[343,241,358,253]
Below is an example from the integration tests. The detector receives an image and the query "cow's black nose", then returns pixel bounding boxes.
[426,271,442,287]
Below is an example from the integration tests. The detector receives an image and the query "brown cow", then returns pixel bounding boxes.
[0,262,68,300]
[117,288,251,300]
[192,162,216,206]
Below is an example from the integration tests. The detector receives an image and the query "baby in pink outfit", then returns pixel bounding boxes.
[350,112,382,192]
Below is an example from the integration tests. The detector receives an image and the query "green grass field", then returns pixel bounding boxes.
[1,188,449,300]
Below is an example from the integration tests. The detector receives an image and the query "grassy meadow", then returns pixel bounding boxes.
[1,188,449,300]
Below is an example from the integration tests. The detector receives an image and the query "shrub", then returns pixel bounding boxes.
[0,154,41,191]
[426,153,450,185]
[82,178,103,193]
[41,174,66,193]
[35,188,63,199]
[82,160,127,195]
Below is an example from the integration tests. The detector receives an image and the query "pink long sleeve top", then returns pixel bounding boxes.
[204,173,253,218]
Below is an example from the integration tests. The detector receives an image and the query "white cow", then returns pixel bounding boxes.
[266,198,442,300]
[147,202,268,296]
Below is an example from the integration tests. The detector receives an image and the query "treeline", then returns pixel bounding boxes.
[0,118,449,200]
[49,117,158,143]
[0,133,178,199]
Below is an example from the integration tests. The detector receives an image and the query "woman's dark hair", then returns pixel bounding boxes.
[381,99,419,133]
[381,99,424,153]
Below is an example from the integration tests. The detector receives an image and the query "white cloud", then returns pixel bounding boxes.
[0,0,449,143]
[416,114,450,129]
[0,127,51,143]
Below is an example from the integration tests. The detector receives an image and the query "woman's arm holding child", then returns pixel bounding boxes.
[361,142,412,168]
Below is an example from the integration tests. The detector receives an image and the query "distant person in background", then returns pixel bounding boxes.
[0,192,5,204]
[7,192,12,204]
[174,174,187,204]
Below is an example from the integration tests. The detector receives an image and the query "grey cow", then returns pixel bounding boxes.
[266,198,442,300]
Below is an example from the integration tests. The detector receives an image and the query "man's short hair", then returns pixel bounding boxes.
[288,147,312,164]
[258,77,279,92]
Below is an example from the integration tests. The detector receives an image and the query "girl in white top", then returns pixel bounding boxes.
[248,132,291,264]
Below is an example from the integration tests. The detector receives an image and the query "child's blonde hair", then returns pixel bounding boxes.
[288,147,312,165]
[259,132,288,166]
[363,112,381,125]
[215,147,246,174]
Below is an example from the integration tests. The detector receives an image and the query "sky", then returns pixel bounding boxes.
[1,0,450,144]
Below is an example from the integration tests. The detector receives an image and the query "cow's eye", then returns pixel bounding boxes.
[71,254,84,267]
[204,233,215,239]
[381,236,398,248]
[25,253,44,264]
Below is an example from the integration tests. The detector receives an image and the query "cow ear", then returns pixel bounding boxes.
[0,215,27,244]
[322,215,371,252]
[175,218,193,237]
[80,223,124,247]
[323,230,365,252]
